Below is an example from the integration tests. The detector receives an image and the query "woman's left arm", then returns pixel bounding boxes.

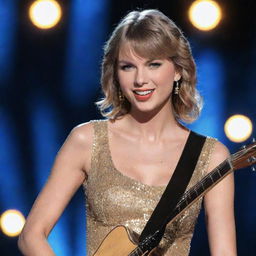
[204,141,237,256]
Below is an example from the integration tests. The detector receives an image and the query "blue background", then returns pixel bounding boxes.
[0,0,255,255]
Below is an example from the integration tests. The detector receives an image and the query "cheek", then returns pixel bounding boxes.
[154,69,175,87]
[117,72,133,90]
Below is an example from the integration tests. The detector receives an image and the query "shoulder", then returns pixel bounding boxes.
[64,120,106,173]
[211,140,230,163]
[64,120,108,157]
[69,119,108,145]
[207,140,230,173]
[68,119,107,142]
[68,121,94,146]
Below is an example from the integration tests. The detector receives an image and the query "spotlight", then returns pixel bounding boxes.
[188,0,222,31]
[224,115,253,143]
[29,0,62,29]
[0,209,25,237]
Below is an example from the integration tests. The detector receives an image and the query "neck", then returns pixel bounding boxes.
[123,103,183,142]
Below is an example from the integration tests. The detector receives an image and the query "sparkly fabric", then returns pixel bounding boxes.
[83,120,217,256]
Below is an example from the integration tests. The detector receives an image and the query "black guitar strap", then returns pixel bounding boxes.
[139,131,206,250]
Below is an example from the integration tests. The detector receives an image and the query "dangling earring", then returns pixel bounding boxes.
[118,88,124,103]
[174,80,181,95]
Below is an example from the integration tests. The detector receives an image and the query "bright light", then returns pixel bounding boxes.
[188,0,222,31]
[224,115,253,143]
[0,209,25,237]
[29,0,62,29]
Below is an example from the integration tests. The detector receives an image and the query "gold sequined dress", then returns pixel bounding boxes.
[83,120,216,256]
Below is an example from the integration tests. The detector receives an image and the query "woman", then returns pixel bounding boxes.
[18,9,236,256]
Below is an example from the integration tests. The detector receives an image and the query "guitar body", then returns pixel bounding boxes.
[93,226,148,256]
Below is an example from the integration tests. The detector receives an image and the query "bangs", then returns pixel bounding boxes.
[120,27,177,60]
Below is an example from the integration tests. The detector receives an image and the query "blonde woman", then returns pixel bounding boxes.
[18,9,236,256]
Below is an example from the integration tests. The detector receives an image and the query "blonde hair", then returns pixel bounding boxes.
[96,9,202,123]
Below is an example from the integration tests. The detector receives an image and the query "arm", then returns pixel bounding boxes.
[18,123,93,256]
[204,141,237,256]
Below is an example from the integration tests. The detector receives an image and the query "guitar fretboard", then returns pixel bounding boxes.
[129,246,144,256]
[172,159,232,220]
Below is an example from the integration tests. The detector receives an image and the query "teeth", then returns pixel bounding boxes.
[134,90,153,96]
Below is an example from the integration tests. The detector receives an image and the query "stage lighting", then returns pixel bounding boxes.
[29,0,62,29]
[0,209,25,237]
[224,115,253,143]
[188,0,222,31]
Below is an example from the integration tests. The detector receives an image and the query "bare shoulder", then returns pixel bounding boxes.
[68,121,94,146]
[60,121,94,173]
[207,140,230,173]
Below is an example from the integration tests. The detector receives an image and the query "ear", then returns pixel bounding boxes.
[174,71,181,81]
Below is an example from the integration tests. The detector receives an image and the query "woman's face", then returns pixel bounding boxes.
[117,44,181,115]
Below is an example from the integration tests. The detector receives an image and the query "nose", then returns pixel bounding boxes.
[134,67,148,87]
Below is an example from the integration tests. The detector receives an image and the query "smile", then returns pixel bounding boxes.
[133,89,154,95]
[133,89,155,101]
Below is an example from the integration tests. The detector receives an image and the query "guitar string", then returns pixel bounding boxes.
[176,161,227,208]
[175,160,229,209]
[179,161,225,200]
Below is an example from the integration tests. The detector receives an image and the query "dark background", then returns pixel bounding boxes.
[0,0,255,255]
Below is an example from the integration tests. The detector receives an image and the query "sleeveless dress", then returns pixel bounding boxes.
[83,120,217,256]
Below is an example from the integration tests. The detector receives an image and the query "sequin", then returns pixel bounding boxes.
[83,120,217,256]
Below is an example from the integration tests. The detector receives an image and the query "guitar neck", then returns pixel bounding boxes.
[171,159,233,221]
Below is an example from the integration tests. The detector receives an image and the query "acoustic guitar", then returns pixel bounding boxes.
[93,141,256,256]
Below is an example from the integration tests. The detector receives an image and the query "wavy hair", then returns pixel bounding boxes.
[96,9,202,123]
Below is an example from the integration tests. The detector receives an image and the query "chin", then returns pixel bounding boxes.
[131,104,160,116]
[132,102,155,112]
[131,99,171,116]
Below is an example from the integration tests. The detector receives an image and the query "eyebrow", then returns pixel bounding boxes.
[118,59,159,65]
[118,60,133,64]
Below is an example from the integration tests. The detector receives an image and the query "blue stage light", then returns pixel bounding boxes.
[0,0,17,85]
[0,109,27,212]
[64,0,110,106]
[189,49,225,140]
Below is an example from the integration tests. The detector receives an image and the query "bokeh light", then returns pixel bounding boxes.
[0,209,25,237]
[29,0,62,29]
[188,0,222,31]
[224,114,253,143]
